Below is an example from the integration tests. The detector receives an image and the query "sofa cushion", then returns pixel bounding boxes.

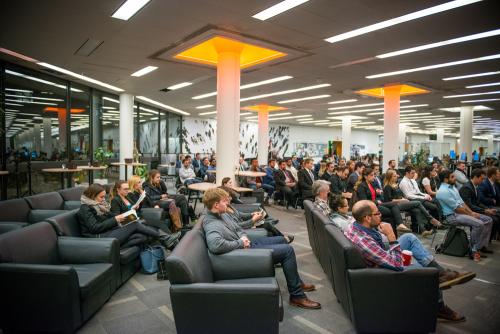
[0,222,60,264]
[47,210,81,237]
[120,246,141,265]
[0,198,31,222]
[64,201,81,210]
[29,210,68,224]
[71,263,114,299]
[59,187,85,202]
[0,223,26,235]
[25,192,64,210]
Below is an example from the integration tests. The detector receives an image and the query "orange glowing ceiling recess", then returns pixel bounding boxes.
[44,107,86,113]
[174,36,287,69]
[242,104,288,112]
[357,84,430,98]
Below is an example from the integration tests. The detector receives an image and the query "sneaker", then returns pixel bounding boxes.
[439,270,476,290]
[430,218,442,228]
[286,235,295,244]
[437,304,465,322]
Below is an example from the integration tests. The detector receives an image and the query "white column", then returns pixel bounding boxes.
[487,135,494,155]
[215,50,241,185]
[119,93,134,180]
[398,124,407,162]
[459,106,473,161]
[383,85,401,171]
[33,124,41,152]
[258,106,269,165]
[43,117,53,157]
[341,117,351,160]
[436,128,445,142]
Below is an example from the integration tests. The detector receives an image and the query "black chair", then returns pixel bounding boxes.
[24,191,69,222]
[0,222,117,333]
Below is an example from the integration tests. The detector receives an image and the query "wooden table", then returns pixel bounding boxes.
[77,166,108,184]
[42,168,82,189]
[187,182,218,210]
[235,170,266,177]
[232,186,253,193]
[110,162,146,180]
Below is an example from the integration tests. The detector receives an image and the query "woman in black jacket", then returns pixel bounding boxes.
[77,183,179,249]
[143,169,192,226]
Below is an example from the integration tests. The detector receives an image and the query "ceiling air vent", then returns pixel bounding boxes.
[74,38,104,57]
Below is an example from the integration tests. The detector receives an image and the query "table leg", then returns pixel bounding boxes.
[125,166,128,181]
[60,173,65,189]
[88,170,93,185]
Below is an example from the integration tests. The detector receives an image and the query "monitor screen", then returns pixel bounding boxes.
[473,152,479,161]
[450,150,456,159]
[460,152,467,161]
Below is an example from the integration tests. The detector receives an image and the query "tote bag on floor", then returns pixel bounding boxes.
[140,245,165,274]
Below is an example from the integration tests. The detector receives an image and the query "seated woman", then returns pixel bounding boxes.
[219,177,243,204]
[143,169,193,226]
[420,165,438,197]
[312,180,354,231]
[128,175,182,232]
[383,170,441,236]
[77,183,179,250]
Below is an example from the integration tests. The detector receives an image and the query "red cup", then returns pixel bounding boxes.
[402,250,413,266]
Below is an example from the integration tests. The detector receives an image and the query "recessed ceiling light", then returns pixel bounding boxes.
[277,94,330,104]
[240,84,331,102]
[111,0,151,20]
[240,112,252,116]
[367,109,419,115]
[192,75,293,100]
[443,71,500,80]
[324,0,481,43]
[37,62,124,92]
[269,114,312,121]
[167,82,193,90]
[461,98,500,103]
[439,105,493,111]
[131,66,158,77]
[5,88,33,93]
[5,98,57,106]
[6,69,83,92]
[327,99,358,104]
[443,91,500,98]
[328,100,410,111]
[103,97,120,104]
[246,112,292,119]
[252,0,309,21]
[466,82,500,88]
[376,29,500,59]
[136,96,189,115]
[102,106,116,110]
[196,105,214,109]
[199,111,217,116]
[299,119,331,124]
[366,53,500,79]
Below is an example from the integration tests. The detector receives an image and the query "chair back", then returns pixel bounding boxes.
[25,192,65,210]
[58,187,85,201]
[47,210,81,237]
[0,198,31,222]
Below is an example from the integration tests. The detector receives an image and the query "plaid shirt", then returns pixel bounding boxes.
[314,197,331,216]
[344,222,403,271]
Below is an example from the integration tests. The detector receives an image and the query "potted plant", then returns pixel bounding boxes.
[135,165,148,181]
[93,147,113,167]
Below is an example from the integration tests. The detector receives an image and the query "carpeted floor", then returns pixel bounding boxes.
[77,204,500,334]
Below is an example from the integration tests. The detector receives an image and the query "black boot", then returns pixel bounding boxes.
[160,232,181,250]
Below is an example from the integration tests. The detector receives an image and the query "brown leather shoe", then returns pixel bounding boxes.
[437,304,465,322]
[301,283,316,292]
[289,297,321,309]
[439,270,476,290]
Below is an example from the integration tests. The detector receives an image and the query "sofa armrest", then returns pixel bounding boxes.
[29,209,68,224]
[58,237,119,265]
[209,248,274,281]
[140,208,165,224]
[347,267,438,333]
[244,228,268,240]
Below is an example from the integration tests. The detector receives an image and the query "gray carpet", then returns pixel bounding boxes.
[78,204,500,334]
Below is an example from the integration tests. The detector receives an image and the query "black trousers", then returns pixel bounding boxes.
[260,220,284,237]
[379,202,404,233]
[101,221,160,249]
[278,186,298,205]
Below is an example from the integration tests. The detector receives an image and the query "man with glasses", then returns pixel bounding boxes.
[345,200,475,322]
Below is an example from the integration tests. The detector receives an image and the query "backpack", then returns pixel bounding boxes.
[435,226,471,257]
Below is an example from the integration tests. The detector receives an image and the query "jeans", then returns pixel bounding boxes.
[398,233,434,267]
[184,178,203,186]
[251,236,305,298]
[249,183,275,198]
[102,221,160,249]
[446,213,493,251]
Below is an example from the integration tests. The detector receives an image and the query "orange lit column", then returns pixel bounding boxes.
[258,105,269,165]
[459,106,473,160]
[383,85,401,169]
[215,43,242,185]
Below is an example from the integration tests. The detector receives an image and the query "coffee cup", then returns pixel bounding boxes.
[402,250,412,266]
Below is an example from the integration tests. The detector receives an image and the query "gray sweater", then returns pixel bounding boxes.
[203,211,247,255]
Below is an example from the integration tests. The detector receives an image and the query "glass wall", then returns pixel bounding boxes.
[70,83,90,161]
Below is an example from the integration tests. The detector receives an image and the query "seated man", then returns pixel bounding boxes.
[330,166,352,199]
[285,157,299,181]
[399,166,440,220]
[197,157,210,180]
[298,158,316,200]
[202,188,320,309]
[274,160,299,208]
[179,157,203,186]
[478,167,500,207]
[345,200,476,322]
[437,170,493,262]
[263,159,277,190]
[320,162,335,182]
[247,159,274,200]
[313,180,355,231]
[453,161,469,190]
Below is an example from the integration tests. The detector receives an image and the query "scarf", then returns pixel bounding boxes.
[81,195,110,216]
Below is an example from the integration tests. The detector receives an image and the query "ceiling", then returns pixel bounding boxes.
[1,0,499,137]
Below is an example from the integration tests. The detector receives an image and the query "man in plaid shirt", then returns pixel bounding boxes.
[344,200,475,322]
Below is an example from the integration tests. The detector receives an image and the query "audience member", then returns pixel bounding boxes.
[198,157,210,180]
[219,177,243,204]
[247,158,274,200]
[313,181,354,231]
[478,167,500,207]
[285,157,299,181]
[387,159,400,177]
[192,153,202,170]
[347,161,364,193]
[263,159,277,190]
[399,166,440,220]
[179,157,203,186]
[274,160,299,208]
[330,166,352,199]
[320,162,335,182]
[420,165,438,197]
[298,158,316,200]
[453,161,469,190]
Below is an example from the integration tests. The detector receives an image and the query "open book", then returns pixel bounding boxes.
[134,191,147,207]
[119,209,140,227]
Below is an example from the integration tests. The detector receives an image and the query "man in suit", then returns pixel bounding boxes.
[478,167,500,207]
[274,160,299,208]
[346,161,364,193]
[298,158,315,200]
[192,153,202,170]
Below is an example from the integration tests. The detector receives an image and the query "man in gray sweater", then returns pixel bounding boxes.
[202,188,321,309]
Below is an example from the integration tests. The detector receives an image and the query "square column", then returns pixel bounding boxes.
[341,118,351,160]
[383,85,401,170]
[119,93,134,179]
[459,106,473,161]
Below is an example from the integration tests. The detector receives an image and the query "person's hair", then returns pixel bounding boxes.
[147,169,161,185]
[404,165,415,175]
[337,166,349,173]
[370,164,379,170]
[326,162,333,169]
[439,170,453,183]
[203,188,229,210]
[83,184,106,200]
[487,167,498,178]
[330,194,347,212]
[420,165,433,180]
[128,175,142,193]
[318,162,327,177]
[383,169,398,188]
[471,168,486,179]
[183,157,190,163]
[304,158,314,165]
[110,180,128,201]
[312,180,330,197]
[278,159,286,166]
[354,167,373,191]
[348,160,355,173]
[221,177,231,186]
[352,200,374,222]
[355,161,364,170]
[185,155,191,160]
[388,159,395,166]
[285,157,292,162]
[268,159,276,165]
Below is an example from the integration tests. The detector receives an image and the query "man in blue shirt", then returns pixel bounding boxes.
[436,170,493,262]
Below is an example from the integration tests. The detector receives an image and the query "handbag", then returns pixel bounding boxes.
[140,245,165,274]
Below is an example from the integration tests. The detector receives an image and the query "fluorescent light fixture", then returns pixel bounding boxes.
[325,0,481,43]
[367,110,420,115]
[296,118,313,121]
[299,119,330,124]
[252,0,309,21]
[277,94,330,104]
[269,114,312,121]
[5,88,33,93]
[443,71,500,80]
[5,94,64,102]
[461,98,500,103]
[167,82,193,90]
[103,97,120,104]
[111,0,151,20]
[328,100,410,111]
[466,82,500,88]
[101,106,116,110]
[377,28,500,58]
[6,69,83,92]
[196,105,214,109]
[240,112,252,116]
[199,111,217,116]
[136,96,189,115]
[5,99,57,106]
[443,91,500,98]
[240,84,331,102]
[246,112,292,119]
[37,62,124,92]
[367,53,500,79]
[327,99,358,104]
[131,66,158,77]
[5,109,20,112]
[192,75,293,99]
[439,105,492,111]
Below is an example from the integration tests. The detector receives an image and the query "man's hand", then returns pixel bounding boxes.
[241,236,251,248]
[378,223,397,242]
[485,208,496,215]
[251,212,263,222]
[399,198,409,202]
[342,192,352,199]
[424,194,432,201]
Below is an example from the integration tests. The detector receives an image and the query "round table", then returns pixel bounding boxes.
[235,170,266,177]
[187,182,218,210]
[42,168,83,189]
[232,186,253,193]
[77,166,108,184]
[110,162,146,180]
